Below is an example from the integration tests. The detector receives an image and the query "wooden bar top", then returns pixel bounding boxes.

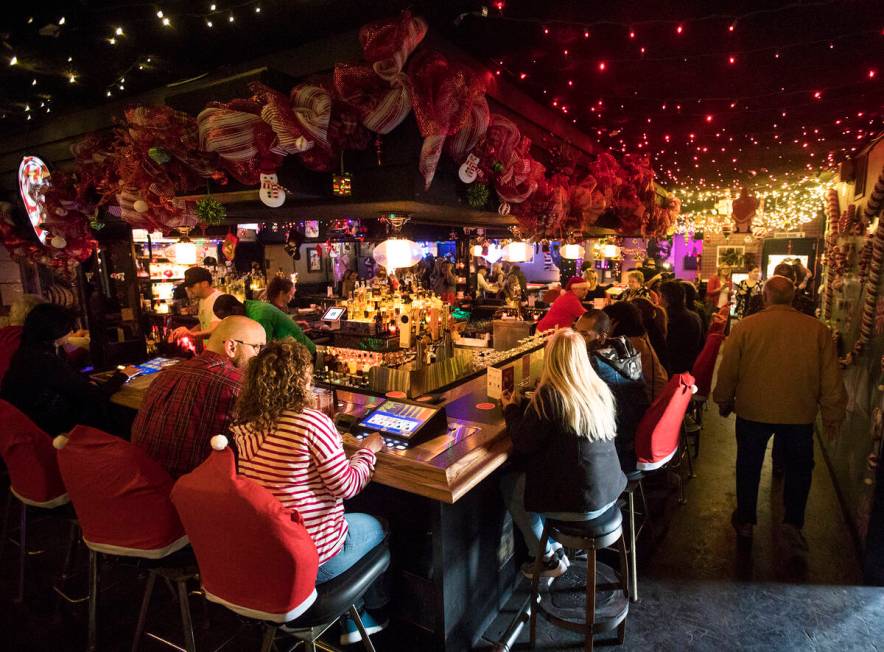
[111,369,516,504]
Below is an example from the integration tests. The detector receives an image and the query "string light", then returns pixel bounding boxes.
[58,17,65,25]
[9,56,17,66]
[162,17,171,26]
[115,27,124,36]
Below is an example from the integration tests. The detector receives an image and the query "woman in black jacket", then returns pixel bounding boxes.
[500,328,626,578]
[0,303,135,436]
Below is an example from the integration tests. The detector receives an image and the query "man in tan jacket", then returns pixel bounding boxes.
[713,276,846,554]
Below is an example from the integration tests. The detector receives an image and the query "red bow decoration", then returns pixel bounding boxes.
[408,49,484,189]
[198,98,283,185]
[334,10,427,135]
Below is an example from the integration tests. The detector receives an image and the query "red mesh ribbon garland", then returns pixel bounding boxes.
[198,99,283,185]
[445,95,490,163]
[251,82,315,156]
[290,84,333,172]
[470,114,542,204]
[334,10,427,135]
[71,133,120,208]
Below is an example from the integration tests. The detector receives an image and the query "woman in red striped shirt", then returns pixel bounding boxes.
[230,341,388,645]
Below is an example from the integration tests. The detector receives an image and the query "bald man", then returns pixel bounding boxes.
[133,316,267,477]
[713,276,846,558]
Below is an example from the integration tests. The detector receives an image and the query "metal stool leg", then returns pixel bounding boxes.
[616,534,629,644]
[627,492,638,603]
[16,502,27,603]
[528,523,550,647]
[682,426,696,479]
[259,623,276,652]
[0,489,12,564]
[88,550,99,652]
[638,480,656,540]
[585,546,596,652]
[177,578,196,652]
[350,605,378,652]
[131,571,157,652]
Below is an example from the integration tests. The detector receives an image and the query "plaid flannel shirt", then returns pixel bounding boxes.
[132,350,242,478]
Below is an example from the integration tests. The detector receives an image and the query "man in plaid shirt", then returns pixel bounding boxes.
[133,316,266,478]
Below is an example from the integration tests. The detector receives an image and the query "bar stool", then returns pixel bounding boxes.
[54,426,193,652]
[172,436,391,652]
[529,505,629,652]
[0,400,72,603]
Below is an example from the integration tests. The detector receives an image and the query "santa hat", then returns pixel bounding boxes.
[566,276,590,290]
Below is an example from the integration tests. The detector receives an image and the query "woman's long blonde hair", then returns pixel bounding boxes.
[234,341,314,432]
[530,329,617,441]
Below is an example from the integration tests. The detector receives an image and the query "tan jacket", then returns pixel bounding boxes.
[712,304,846,426]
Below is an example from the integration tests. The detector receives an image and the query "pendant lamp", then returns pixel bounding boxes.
[373,212,421,272]
[174,227,197,265]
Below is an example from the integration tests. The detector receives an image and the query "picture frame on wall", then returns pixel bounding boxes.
[307,247,322,272]
[305,220,320,239]
[716,245,745,268]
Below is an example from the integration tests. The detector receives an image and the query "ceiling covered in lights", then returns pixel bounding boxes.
[0,0,881,189]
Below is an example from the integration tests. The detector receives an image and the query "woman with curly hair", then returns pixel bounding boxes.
[229,341,388,645]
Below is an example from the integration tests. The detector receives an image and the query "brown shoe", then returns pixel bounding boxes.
[731,510,753,539]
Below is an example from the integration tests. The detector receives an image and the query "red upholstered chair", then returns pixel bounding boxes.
[0,400,71,603]
[171,436,389,652]
[54,425,193,652]
[622,373,696,601]
[687,333,727,456]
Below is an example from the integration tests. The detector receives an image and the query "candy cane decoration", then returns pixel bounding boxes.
[855,166,884,354]
[823,189,840,320]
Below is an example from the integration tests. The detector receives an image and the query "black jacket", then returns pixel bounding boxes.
[504,385,627,514]
[0,345,127,436]
[590,337,650,471]
[665,308,703,374]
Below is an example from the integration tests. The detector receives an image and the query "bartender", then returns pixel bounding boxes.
[536,276,590,332]
[582,268,611,302]
[169,267,222,341]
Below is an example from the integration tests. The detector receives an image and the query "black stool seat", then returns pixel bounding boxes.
[547,505,622,540]
[625,469,644,482]
[284,538,390,629]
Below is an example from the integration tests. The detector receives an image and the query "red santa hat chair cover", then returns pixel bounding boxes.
[170,435,319,623]
[634,373,696,472]
[0,400,68,508]
[54,425,187,557]
[692,333,726,400]
[0,400,70,603]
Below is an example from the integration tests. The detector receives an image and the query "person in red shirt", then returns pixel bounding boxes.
[536,276,590,332]
[132,316,266,478]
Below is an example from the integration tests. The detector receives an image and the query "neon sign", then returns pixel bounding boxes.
[18,156,50,244]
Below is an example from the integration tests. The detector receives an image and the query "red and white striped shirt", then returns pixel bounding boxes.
[231,408,376,564]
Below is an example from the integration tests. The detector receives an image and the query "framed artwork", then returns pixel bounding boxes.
[307,247,322,272]
[305,220,320,239]
[716,245,745,268]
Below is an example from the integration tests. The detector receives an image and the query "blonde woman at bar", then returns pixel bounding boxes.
[500,328,626,577]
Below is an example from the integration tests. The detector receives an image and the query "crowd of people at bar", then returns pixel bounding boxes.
[0,254,845,645]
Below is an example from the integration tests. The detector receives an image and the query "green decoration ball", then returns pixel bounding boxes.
[467,183,490,209]
[148,147,171,164]
[196,197,227,226]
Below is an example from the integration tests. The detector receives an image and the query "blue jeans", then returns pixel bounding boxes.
[316,513,389,610]
[500,471,618,559]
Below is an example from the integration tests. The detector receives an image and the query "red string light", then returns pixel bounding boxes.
[598,61,607,71]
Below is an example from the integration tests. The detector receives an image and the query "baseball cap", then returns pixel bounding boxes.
[183,267,213,288]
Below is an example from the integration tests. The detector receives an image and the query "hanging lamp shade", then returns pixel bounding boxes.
[602,244,621,259]
[502,241,533,263]
[373,238,422,272]
[174,241,197,265]
[471,244,483,257]
[560,243,585,260]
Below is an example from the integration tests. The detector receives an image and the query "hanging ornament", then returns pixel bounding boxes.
[458,153,480,183]
[133,199,150,213]
[196,196,227,226]
[467,183,490,209]
[222,231,238,261]
[498,201,511,216]
[285,227,304,260]
[332,172,352,197]
[259,173,285,207]
[148,147,171,164]
[50,235,67,249]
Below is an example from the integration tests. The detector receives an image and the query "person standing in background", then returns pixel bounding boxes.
[267,276,296,311]
[714,276,846,561]
[619,270,651,302]
[735,267,763,320]
[659,281,703,375]
[706,266,733,312]
[170,267,223,342]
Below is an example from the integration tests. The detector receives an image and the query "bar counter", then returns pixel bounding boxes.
[109,340,544,650]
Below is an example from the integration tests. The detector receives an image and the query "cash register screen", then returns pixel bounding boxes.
[357,400,438,440]
[322,306,345,321]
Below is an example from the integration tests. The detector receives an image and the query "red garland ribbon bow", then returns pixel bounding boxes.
[333,10,427,135]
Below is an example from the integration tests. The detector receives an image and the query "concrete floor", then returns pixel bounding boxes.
[1,404,882,651]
